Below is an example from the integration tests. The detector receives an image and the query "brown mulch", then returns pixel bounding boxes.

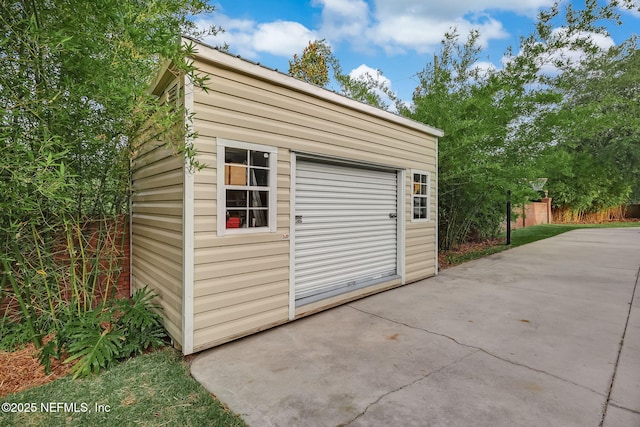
[0,335,73,398]
[438,238,503,270]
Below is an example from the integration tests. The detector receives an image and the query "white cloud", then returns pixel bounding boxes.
[370,14,508,54]
[312,0,371,51]
[199,14,318,59]
[540,30,614,74]
[253,21,318,56]
[615,0,640,17]
[373,0,556,17]
[202,1,543,57]
[348,64,398,111]
[307,0,558,55]
[349,64,392,86]
[316,0,369,17]
[543,29,613,70]
[198,14,259,57]
[473,61,498,76]
[571,30,616,50]
[201,0,611,64]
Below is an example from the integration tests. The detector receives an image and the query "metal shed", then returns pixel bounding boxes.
[131,38,443,354]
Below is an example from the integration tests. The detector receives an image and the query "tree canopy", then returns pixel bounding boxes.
[1,0,219,218]
[406,0,638,247]
[288,39,394,110]
[539,40,640,213]
[288,40,331,87]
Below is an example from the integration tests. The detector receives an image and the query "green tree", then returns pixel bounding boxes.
[288,40,331,86]
[407,0,631,248]
[539,41,640,214]
[1,0,219,215]
[408,30,545,249]
[289,39,394,109]
[0,0,219,365]
[338,68,396,110]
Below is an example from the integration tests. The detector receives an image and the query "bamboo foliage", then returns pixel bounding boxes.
[552,206,627,224]
[0,0,221,373]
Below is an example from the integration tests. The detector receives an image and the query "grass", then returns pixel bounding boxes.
[442,222,640,268]
[0,348,246,427]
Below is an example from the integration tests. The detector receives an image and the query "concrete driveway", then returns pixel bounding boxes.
[191,228,640,427]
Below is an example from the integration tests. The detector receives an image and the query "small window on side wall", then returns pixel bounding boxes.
[411,170,430,222]
[217,139,278,236]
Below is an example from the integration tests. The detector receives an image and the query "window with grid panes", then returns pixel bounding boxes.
[217,139,277,235]
[411,170,430,221]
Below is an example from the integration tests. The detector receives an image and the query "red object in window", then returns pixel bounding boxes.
[226,217,240,228]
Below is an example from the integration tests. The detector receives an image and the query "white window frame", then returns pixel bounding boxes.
[411,169,431,223]
[217,138,278,236]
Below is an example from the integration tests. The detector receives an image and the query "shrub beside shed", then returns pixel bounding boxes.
[131,38,443,354]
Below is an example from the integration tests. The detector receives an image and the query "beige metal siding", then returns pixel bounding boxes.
[192,133,290,350]
[194,64,436,165]
[405,172,438,283]
[131,75,185,348]
[189,50,438,351]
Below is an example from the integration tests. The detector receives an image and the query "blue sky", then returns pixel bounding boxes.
[198,1,640,103]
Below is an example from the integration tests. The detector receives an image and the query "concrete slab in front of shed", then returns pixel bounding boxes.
[190,304,473,427]
[351,275,624,395]
[602,406,640,427]
[189,228,640,426]
[609,303,640,414]
[351,229,640,394]
[347,350,604,427]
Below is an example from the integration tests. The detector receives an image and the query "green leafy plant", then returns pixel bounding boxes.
[406,1,637,249]
[63,309,124,378]
[288,40,331,87]
[538,40,640,215]
[0,319,36,352]
[288,39,395,110]
[37,287,167,379]
[114,287,167,358]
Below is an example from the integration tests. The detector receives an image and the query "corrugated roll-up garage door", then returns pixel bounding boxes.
[294,159,399,306]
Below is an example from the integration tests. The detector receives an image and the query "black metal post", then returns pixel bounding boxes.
[506,190,512,245]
